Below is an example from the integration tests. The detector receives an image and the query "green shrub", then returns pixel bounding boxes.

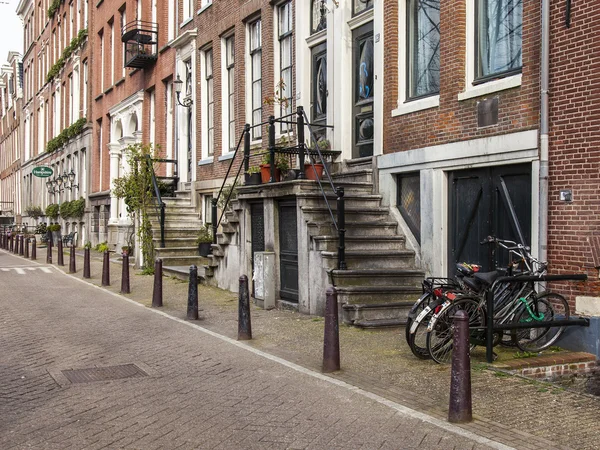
[34,223,48,234]
[94,241,109,253]
[46,29,88,84]
[196,224,213,244]
[46,118,87,153]
[47,224,61,232]
[25,205,44,219]
[45,203,59,220]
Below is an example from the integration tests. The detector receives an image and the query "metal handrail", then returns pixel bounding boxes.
[146,156,166,248]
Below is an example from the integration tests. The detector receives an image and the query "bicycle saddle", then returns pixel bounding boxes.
[473,271,500,286]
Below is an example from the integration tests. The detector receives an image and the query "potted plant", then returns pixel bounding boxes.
[47,223,62,245]
[121,245,131,256]
[196,224,213,257]
[245,166,262,185]
[303,139,329,181]
[260,152,280,183]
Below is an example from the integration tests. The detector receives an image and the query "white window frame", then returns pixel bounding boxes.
[458,0,522,101]
[221,35,235,155]
[200,47,214,159]
[392,0,439,117]
[274,1,293,133]
[246,19,262,142]
[197,0,212,15]
[183,0,194,21]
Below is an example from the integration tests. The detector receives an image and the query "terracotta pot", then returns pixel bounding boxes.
[305,163,324,181]
[260,165,281,183]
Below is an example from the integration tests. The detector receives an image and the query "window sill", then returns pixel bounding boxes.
[103,86,113,95]
[197,2,212,15]
[94,93,104,101]
[179,17,193,29]
[197,157,214,166]
[218,153,234,162]
[115,77,125,87]
[306,29,326,47]
[458,74,521,101]
[391,95,439,117]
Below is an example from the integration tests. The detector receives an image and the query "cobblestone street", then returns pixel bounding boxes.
[0,250,504,450]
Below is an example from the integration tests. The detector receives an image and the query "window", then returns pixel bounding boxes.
[397,173,421,243]
[249,20,262,140]
[82,60,88,114]
[354,0,373,16]
[205,49,214,157]
[183,0,193,20]
[407,0,440,99]
[476,0,522,81]
[225,36,235,152]
[311,42,327,127]
[203,195,213,224]
[278,2,293,130]
[69,73,74,124]
[311,0,327,34]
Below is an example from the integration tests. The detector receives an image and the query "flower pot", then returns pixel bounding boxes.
[245,172,262,185]
[52,231,62,245]
[198,242,212,257]
[260,164,281,183]
[305,163,325,181]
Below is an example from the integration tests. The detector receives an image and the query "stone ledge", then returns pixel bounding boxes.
[495,351,597,370]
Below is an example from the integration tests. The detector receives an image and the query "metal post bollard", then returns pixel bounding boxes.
[69,244,76,273]
[101,250,110,286]
[187,265,198,320]
[120,252,130,294]
[46,239,52,264]
[152,259,163,307]
[19,235,24,256]
[31,238,36,260]
[57,239,64,266]
[14,234,19,254]
[238,275,252,340]
[448,309,473,423]
[323,286,341,373]
[24,238,30,258]
[83,247,91,278]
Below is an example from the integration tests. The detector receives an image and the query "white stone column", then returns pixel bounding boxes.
[108,143,121,225]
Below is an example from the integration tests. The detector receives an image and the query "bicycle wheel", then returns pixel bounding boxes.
[408,303,436,359]
[512,292,570,352]
[426,298,484,364]
[405,292,433,346]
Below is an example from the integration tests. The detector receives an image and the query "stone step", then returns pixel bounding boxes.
[300,180,374,196]
[329,268,425,287]
[312,235,406,252]
[149,219,203,229]
[301,206,390,223]
[307,220,398,237]
[224,210,240,223]
[211,244,224,257]
[335,285,423,304]
[155,246,199,257]
[344,156,373,172]
[161,197,192,206]
[152,237,197,247]
[321,250,416,270]
[216,232,232,245]
[174,190,192,199]
[342,301,414,327]
[163,264,207,283]
[159,228,200,239]
[158,255,210,267]
[163,206,200,215]
[331,169,372,184]
[221,222,238,233]
[296,193,382,209]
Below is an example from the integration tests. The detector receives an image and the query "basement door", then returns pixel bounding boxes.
[250,202,265,297]
[448,164,532,276]
[278,199,299,302]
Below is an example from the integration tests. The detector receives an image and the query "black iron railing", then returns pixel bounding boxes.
[146,156,178,249]
[212,105,347,270]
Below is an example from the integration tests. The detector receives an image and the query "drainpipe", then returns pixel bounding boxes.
[539,0,550,264]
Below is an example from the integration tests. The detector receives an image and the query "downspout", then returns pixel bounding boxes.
[539,0,550,264]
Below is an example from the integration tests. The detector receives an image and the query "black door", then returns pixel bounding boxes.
[250,202,265,297]
[278,199,299,301]
[352,21,374,158]
[448,164,531,275]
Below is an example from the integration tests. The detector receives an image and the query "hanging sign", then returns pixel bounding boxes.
[32,166,54,178]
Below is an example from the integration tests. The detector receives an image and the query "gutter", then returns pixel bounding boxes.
[539,0,550,264]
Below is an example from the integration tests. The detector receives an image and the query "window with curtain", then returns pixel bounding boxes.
[250,19,262,139]
[278,1,293,131]
[476,0,522,80]
[407,0,440,99]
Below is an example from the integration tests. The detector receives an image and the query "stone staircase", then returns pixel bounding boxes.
[206,157,425,328]
[150,190,208,281]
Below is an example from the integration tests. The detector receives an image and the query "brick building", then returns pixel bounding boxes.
[0,52,23,225]
[17,0,92,244]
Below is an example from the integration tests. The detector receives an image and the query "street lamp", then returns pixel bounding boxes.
[67,169,79,190]
[174,74,193,108]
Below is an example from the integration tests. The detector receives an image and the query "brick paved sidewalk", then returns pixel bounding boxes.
[8,247,600,449]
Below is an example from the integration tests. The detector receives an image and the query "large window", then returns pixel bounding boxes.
[407,0,440,99]
[249,20,262,139]
[205,49,214,157]
[225,36,235,152]
[354,0,373,16]
[476,0,522,81]
[311,42,327,129]
[311,0,327,34]
[278,2,293,131]
[397,173,421,243]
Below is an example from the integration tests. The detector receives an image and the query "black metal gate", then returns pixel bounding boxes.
[448,163,531,275]
[278,199,299,302]
[250,201,265,269]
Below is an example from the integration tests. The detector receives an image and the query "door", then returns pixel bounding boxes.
[352,21,374,158]
[250,202,265,296]
[448,164,531,275]
[278,199,299,301]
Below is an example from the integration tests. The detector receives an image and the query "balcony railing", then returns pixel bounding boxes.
[122,20,158,69]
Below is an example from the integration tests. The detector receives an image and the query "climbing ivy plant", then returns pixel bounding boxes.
[112,143,157,273]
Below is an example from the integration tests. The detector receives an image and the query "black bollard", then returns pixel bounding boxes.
[187,265,199,320]
[31,238,36,260]
[448,309,473,423]
[46,239,52,264]
[24,238,29,258]
[19,235,24,256]
[57,239,64,266]
[120,253,130,294]
[238,275,252,340]
[323,286,341,373]
[83,247,91,278]
[101,250,110,286]
[14,234,19,254]
[152,259,163,307]
[69,244,76,273]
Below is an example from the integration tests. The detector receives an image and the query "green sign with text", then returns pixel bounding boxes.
[32,166,53,178]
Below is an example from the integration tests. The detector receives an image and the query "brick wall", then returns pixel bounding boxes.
[547,0,600,301]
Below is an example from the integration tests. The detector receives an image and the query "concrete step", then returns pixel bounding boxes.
[221,222,238,233]
[149,219,203,229]
[342,301,414,327]
[330,268,425,287]
[158,255,210,267]
[152,237,197,247]
[307,220,398,237]
[216,232,232,245]
[312,235,406,252]
[300,181,374,196]
[159,228,200,239]
[155,246,199,257]
[335,285,423,304]
[301,206,390,223]
[331,169,372,184]
[174,190,192,198]
[161,197,192,206]
[163,264,208,282]
[296,193,382,209]
[321,250,416,270]
[224,210,240,223]
[344,156,373,172]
